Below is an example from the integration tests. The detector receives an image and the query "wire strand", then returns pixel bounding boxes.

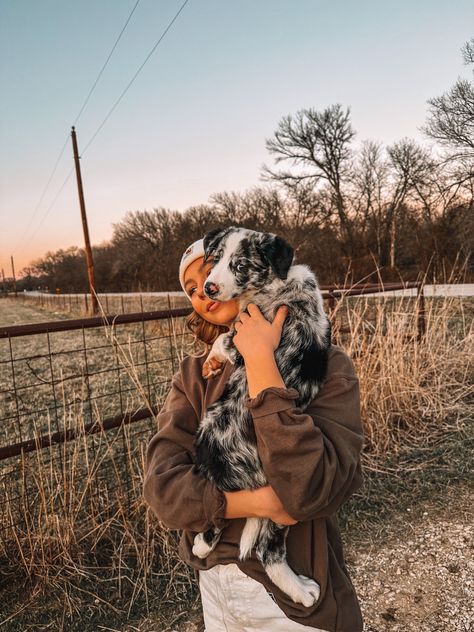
[11,134,70,255]
[20,168,75,260]
[81,0,191,156]
[14,0,143,257]
[73,0,142,127]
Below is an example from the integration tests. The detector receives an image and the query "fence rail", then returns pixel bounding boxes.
[0,307,192,338]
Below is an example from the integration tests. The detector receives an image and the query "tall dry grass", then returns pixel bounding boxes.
[334,292,473,469]
[0,288,472,627]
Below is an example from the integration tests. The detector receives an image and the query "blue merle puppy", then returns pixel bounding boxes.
[192,226,331,607]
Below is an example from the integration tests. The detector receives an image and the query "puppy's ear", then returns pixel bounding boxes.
[203,228,225,262]
[257,234,294,279]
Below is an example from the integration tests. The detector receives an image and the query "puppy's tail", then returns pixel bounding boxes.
[239,517,264,561]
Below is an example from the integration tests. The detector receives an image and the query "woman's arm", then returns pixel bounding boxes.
[232,304,364,525]
[243,352,365,523]
[143,370,229,533]
[244,352,286,398]
[144,364,297,531]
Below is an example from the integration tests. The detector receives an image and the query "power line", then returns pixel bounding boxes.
[14,0,142,257]
[16,0,192,261]
[20,168,75,258]
[11,133,70,254]
[73,0,142,127]
[81,0,191,156]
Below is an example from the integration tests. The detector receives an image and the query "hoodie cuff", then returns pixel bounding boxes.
[203,480,229,530]
[244,386,300,419]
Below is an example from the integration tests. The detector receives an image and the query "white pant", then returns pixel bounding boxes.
[198,563,328,632]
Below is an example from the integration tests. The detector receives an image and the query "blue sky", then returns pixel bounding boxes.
[0,0,472,273]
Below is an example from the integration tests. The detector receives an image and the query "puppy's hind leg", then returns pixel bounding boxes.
[192,527,223,559]
[239,517,264,561]
[256,521,320,607]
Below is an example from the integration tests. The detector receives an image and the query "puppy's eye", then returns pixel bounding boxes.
[236,264,244,272]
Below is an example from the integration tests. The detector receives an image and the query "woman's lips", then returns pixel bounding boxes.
[207,301,220,312]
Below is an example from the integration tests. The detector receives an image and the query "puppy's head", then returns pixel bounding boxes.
[203,226,294,301]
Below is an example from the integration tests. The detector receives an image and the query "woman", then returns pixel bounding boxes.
[143,237,364,632]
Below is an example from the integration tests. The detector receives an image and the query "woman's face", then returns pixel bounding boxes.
[184,256,240,328]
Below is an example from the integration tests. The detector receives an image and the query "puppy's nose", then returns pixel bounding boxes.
[205,281,219,297]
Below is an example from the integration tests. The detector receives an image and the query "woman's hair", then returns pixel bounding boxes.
[185,309,230,357]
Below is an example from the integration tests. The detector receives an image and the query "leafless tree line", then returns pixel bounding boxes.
[20,38,474,293]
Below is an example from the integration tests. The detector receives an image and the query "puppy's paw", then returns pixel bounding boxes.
[192,533,213,559]
[202,356,224,379]
[295,575,321,607]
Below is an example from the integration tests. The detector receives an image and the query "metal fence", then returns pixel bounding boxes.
[0,282,425,539]
[0,303,197,540]
[9,282,426,322]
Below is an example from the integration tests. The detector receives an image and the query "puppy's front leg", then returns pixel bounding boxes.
[202,332,234,379]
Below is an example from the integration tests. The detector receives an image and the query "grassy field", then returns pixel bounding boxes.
[0,292,472,631]
[0,298,194,447]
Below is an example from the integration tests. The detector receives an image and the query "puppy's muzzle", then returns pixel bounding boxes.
[204,281,220,298]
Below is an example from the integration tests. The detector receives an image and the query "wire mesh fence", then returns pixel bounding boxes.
[0,304,199,543]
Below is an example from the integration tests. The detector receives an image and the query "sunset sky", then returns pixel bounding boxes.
[0,0,472,276]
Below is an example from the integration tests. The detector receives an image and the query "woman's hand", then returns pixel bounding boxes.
[232,303,289,364]
[223,485,297,526]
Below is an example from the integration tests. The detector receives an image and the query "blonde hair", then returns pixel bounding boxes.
[185,309,230,358]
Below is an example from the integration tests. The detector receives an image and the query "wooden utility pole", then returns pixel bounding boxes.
[71,126,99,315]
[1,268,6,295]
[10,256,17,297]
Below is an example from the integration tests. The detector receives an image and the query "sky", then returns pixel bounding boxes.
[0,0,473,276]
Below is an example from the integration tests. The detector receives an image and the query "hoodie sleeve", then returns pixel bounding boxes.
[143,370,228,533]
[243,367,364,523]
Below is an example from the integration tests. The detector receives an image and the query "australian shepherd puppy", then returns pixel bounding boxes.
[192,226,331,607]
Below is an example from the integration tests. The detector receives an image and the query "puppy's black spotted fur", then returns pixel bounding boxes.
[192,226,331,607]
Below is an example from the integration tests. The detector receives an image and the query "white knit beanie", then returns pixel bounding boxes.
[178,238,205,298]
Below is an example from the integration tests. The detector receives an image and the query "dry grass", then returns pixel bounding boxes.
[0,289,472,630]
[334,293,473,467]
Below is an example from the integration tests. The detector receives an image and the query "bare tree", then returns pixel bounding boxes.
[422,37,474,273]
[424,37,474,161]
[211,185,335,260]
[350,141,390,259]
[210,187,285,229]
[112,208,177,251]
[263,105,356,255]
[385,139,435,268]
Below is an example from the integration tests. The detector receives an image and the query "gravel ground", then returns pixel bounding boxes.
[112,486,473,632]
[350,499,473,632]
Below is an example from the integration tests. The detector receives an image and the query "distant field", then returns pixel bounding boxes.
[0,298,194,448]
[6,292,191,322]
[0,297,71,327]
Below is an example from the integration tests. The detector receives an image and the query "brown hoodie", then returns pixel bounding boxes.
[143,344,364,631]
